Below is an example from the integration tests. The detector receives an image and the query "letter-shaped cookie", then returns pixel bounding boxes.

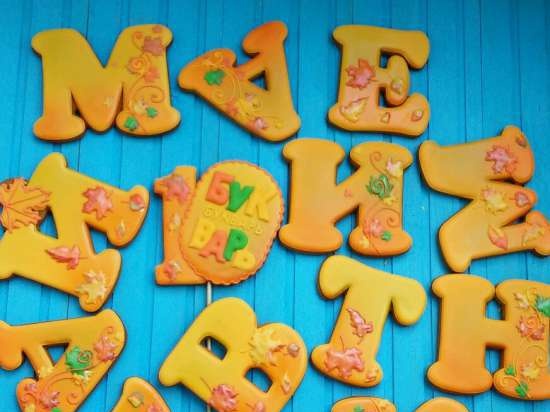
[0,153,149,311]
[155,162,283,285]
[332,397,469,412]
[329,25,430,136]
[159,298,307,412]
[32,25,180,140]
[279,139,412,256]
[0,310,125,412]
[429,274,550,400]
[311,256,426,387]
[179,21,300,141]
[112,377,170,412]
[419,126,550,272]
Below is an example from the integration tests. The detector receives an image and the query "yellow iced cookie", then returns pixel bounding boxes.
[311,256,426,387]
[280,139,412,256]
[332,397,469,412]
[0,153,149,312]
[419,126,550,272]
[329,25,430,136]
[112,377,170,412]
[429,274,550,400]
[179,21,300,141]
[0,310,125,412]
[159,298,307,412]
[32,24,180,141]
[156,161,284,285]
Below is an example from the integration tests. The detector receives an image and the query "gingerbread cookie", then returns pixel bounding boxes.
[419,126,550,272]
[159,297,307,412]
[0,153,149,312]
[112,377,170,412]
[311,256,426,387]
[179,21,300,141]
[0,310,125,412]
[332,397,469,412]
[280,139,412,256]
[328,25,430,136]
[429,274,550,400]
[32,24,180,141]
[156,162,284,285]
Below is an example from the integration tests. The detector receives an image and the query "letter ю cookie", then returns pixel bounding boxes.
[156,161,284,285]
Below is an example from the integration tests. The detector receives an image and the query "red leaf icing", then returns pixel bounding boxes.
[46,245,80,270]
[325,347,365,378]
[208,384,238,412]
[485,145,517,174]
[345,58,375,89]
[159,175,190,204]
[82,186,113,220]
[347,308,374,339]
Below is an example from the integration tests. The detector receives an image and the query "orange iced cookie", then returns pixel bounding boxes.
[332,397,469,412]
[0,309,125,412]
[311,256,426,387]
[419,126,550,272]
[329,25,430,136]
[429,274,550,400]
[32,24,180,141]
[280,139,412,256]
[112,377,170,412]
[179,21,300,141]
[159,297,307,412]
[0,153,149,312]
[156,161,284,285]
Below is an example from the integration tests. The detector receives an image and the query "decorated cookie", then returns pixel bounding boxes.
[0,310,125,412]
[155,162,284,285]
[0,153,149,312]
[179,21,300,141]
[32,24,180,141]
[159,297,307,412]
[112,377,170,412]
[419,126,550,272]
[328,25,430,136]
[332,397,469,412]
[279,139,412,256]
[429,274,550,400]
[311,256,426,387]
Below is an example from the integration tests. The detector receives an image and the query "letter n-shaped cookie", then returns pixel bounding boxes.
[159,298,307,411]
[32,24,180,140]
[280,138,412,256]
[420,126,550,272]
[311,256,426,387]
[0,310,125,412]
[429,274,550,400]
[179,21,300,141]
[0,153,149,312]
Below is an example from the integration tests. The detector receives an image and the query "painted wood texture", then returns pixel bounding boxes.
[0,0,549,411]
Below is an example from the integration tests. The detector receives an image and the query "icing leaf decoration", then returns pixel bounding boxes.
[381,230,392,241]
[345,58,375,89]
[46,245,80,270]
[340,98,367,123]
[204,69,226,86]
[481,188,508,214]
[362,218,383,238]
[129,193,146,212]
[93,333,118,362]
[386,158,403,178]
[367,174,394,200]
[146,106,158,118]
[522,224,545,246]
[82,186,113,220]
[505,365,516,376]
[38,365,54,379]
[65,346,92,376]
[520,362,541,381]
[249,329,284,366]
[251,401,266,412]
[347,308,374,340]
[281,372,291,394]
[354,406,365,412]
[208,384,238,412]
[324,347,364,378]
[124,116,139,131]
[514,292,530,310]
[517,315,545,340]
[24,405,36,412]
[76,270,108,304]
[515,191,531,208]
[39,389,61,409]
[160,174,190,204]
[485,145,517,174]
[148,403,165,412]
[515,381,529,399]
[0,178,50,232]
[535,295,550,318]
[127,392,144,407]
[142,36,164,56]
[488,225,508,250]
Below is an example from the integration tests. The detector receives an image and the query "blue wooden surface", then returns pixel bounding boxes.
[0,0,549,411]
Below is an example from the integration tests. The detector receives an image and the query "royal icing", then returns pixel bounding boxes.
[329,25,430,136]
[311,256,426,387]
[280,139,412,256]
[159,298,307,412]
[32,24,180,141]
[179,21,300,141]
[0,153,149,312]
[332,397,469,412]
[419,126,550,272]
